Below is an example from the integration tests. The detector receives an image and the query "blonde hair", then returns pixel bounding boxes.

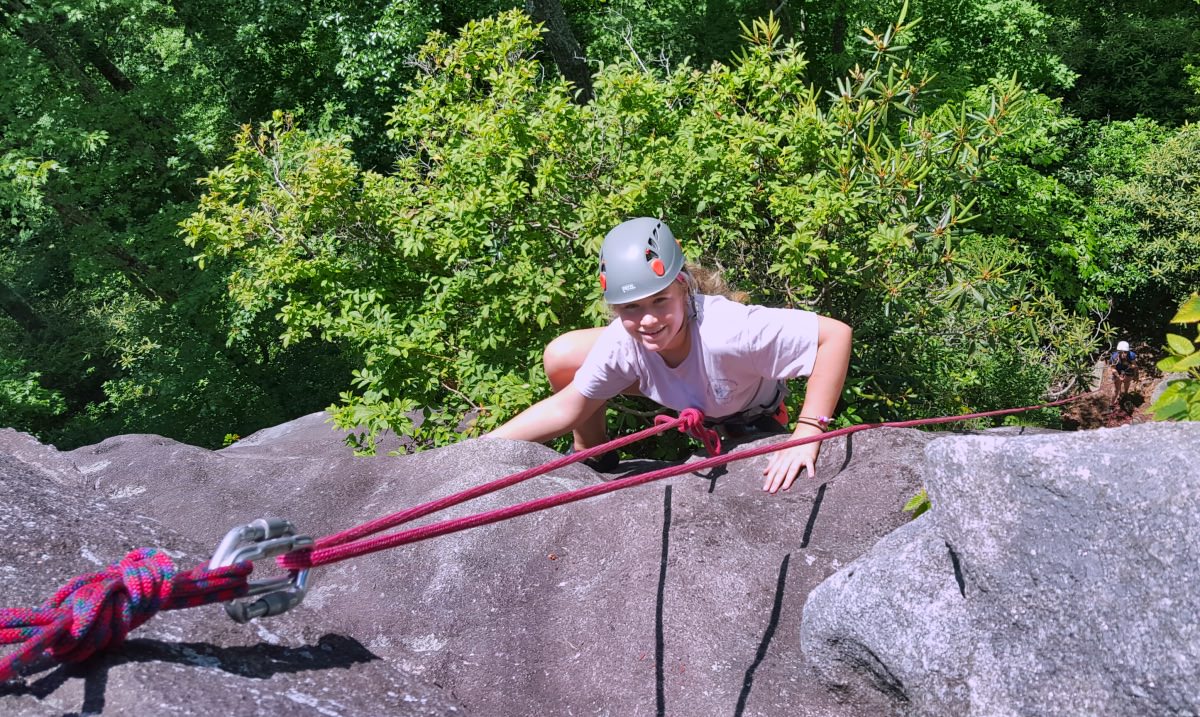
[681,262,749,304]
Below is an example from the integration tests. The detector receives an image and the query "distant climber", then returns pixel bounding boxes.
[1109,340,1138,406]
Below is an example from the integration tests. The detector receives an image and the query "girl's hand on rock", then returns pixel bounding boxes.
[762,426,823,493]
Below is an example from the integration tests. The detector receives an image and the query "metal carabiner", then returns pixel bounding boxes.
[208,517,314,624]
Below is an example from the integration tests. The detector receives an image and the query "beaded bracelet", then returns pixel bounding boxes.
[795,415,831,431]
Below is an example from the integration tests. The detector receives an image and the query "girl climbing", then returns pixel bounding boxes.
[488,217,852,495]
[1109,340,1138,406]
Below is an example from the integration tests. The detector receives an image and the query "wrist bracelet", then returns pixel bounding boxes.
[795,416,830,431]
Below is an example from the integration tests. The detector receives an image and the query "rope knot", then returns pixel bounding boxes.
[656,408,722,456]
[45,547,177,665]
[2,548,249,681]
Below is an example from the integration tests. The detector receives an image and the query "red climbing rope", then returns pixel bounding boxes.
[2,395,1086,680]
[277,392,1086,570]
[0,548,252,681]
[282,408,719,564]
[0,410,717,682]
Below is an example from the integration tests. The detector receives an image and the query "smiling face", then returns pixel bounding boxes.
[612,279,691,363]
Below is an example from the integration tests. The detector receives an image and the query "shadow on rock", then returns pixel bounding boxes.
[2,633,378,708]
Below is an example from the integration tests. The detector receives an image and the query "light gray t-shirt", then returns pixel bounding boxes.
[574,294,820,420]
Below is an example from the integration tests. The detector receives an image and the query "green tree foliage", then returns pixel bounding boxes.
[1072,122,1200,321]
[0,0,355,446]
[792,0,1074,100]
[0,355,64,426]
[185,11,1093,450]
[6,0,1196,450]
[0,0,601,447]
[561,0,776,70]
[1044,0,1200,124]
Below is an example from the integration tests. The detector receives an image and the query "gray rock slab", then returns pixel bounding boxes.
[5,416,929,716]
[802,422,1200,716]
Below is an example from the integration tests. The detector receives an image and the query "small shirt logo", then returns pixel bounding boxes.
[711,379,737,402]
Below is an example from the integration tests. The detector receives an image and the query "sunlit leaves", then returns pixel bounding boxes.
[1152,293,1200,421]
[186,9,1088,450]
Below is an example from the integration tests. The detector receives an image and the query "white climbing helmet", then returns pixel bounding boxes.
[1117,341,1130,352]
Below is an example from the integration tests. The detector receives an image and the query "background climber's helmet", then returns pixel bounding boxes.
[598,218,686,304]
[1117,340,1131,352]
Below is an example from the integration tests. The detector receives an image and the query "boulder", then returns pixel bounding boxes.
[1149,371,1191,407]
[802,422,1200,716]
[2,415,928,715]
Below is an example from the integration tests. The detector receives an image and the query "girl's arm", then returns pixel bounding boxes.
[487,383,608,444]
[763,315,852,494]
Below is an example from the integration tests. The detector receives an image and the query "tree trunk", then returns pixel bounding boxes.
[47,197,177,303]
[3,0,135,97]
[1,0,102,103]
[524,0,593,103]
[70,29,136,93]
[0,280,46,335]
[831,2,847,55]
